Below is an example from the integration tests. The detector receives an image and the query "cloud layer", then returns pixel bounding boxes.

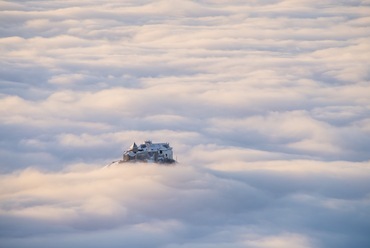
[1,162,370,248]
[1,0,370,247]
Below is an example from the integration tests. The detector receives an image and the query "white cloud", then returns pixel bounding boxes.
[1,0,370,247]
[0,162,369,247]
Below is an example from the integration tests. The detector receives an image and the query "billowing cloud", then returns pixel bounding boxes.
[1,0,370,247]
[1,161,369,248]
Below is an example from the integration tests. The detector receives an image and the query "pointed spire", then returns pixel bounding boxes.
[129,142,138,152]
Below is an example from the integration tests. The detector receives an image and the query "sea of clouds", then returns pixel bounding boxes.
[1,0,370,247]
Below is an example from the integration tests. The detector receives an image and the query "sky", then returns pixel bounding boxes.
[0,0,370,247]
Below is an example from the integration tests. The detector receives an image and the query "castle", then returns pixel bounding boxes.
[121,140,176,164]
